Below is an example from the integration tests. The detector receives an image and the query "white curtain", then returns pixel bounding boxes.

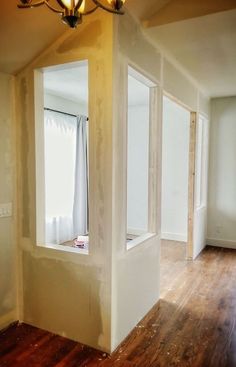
[73,115,88,237]
[44,110,88,245]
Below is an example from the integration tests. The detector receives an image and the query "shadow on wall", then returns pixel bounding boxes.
[207,208,236,242]
[22,252,103,349]
[57,20,102,53]
[0,221,15,317]
[208,98,236,243]
[19,78,30,238]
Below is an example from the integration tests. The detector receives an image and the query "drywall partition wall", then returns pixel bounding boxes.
[116,13,162,82]
[111,12,211,350]
[111,13,161,350]
[163,59,198,111]
[14,7,211,353]
[199,92,210,117]
[161,96,190,242]
[0,72,17,329]
[15,11,114,353]
[207,97,236,249]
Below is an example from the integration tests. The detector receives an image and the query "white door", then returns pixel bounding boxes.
[193,115,210,258]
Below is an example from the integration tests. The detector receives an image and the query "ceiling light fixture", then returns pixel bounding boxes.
[17,0,125,28]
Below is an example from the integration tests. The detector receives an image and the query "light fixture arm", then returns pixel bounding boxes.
[18,0,46,9]
[45,1,63,14]
[83,6,98,16]
[91,0,124,15]
[56,0,84,12]
[18,0,63,13]
[17,0,125,27]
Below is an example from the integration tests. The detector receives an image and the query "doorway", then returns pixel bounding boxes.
[161,94,196,292]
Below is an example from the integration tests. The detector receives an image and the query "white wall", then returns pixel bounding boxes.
[161,96,190,242]
[0,72,17,330]
[207,97,236,249]
[44,92,88,116]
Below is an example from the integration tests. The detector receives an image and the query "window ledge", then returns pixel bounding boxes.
[37,243,89,256]
[126,232,156,251]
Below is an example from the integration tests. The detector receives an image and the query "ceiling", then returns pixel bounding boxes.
[146,9,236,98]
[1,0,236,98]
[141,0,236,27]
[0,1,66,75]
[44,62,88,105]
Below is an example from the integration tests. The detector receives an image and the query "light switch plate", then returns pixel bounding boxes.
[0,203,12,218]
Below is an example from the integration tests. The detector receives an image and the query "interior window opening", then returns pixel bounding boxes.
[36,60,89,253]
[126,66,156,249]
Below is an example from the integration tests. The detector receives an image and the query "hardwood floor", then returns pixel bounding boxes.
[160,240,187,297]
[0,245,236,367]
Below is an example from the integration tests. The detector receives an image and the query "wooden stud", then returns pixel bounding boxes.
[187,111,197,260]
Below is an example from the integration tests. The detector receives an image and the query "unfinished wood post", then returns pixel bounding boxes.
[187,111,197,260]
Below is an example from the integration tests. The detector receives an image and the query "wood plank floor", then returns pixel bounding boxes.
[0,245,236,367]
[160,240,187,297]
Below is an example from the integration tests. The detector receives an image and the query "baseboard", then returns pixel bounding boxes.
[0,310,17,331]
[161,232,187,242]
[206,238,236,250]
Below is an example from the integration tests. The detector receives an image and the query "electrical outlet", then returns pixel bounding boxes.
[0,203,12,218]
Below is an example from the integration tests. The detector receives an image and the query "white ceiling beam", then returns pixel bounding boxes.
[143,0,236,28]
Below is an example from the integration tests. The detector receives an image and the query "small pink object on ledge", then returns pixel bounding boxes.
[73,235,89,250]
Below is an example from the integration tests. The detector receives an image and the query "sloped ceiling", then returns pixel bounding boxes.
[142,0,236,27]
[0,1,66,75]
[145,9,236,98]
[128,0,236,98]
[1,0,236,98]
[125,0,172,21]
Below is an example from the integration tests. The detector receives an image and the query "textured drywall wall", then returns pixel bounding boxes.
[111,13,161,350]
[199,92,210,117]
[163,59,198,111]
[207,97,236,249]
[0,72,17,329]
[118,14,161,82]
[16,10,114,353]
[111,13,210,350]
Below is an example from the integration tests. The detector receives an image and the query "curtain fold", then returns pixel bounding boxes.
[73,115,88,237]
[44,110,88,245]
